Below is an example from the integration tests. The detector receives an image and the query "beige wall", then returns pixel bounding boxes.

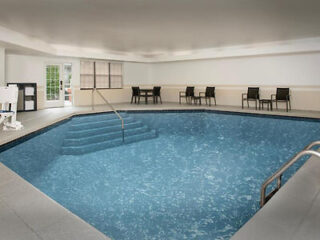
[5,55,151,109]
[73,85,320,111]
[6,54,80,109]
[73,52,320,111]
[160,85,320,111]
[5,53,320,112]
[36,87,45,110]
[147,52,320,111]
[74,88,131,106]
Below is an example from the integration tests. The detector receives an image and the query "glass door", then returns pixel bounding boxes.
[45,64,64,108]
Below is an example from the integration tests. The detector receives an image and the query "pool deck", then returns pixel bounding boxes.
[1,102,320,240]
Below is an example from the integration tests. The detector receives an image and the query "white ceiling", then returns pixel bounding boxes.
[1,0,320,56]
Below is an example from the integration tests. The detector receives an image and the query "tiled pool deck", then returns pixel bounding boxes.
[1,102,320,240]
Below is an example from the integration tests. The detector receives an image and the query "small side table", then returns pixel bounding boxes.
[259,99,272,111]
[193,96,202,105]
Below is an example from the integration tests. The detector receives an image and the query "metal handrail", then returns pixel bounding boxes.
[260,140,320,207]
[95,89,125,142]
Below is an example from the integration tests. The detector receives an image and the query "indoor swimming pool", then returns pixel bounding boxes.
[1,111,320,240]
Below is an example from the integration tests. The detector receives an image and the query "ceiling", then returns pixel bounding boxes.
[1,0,320,56]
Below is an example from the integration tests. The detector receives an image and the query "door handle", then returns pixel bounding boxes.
[60,81,63,90]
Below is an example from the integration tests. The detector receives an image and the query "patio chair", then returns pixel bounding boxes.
[179,86,195,104]
[199,87,216,106]
[131,86,141,104]
[153,86,162,104]
[271,88,291,112]
[242,87,260,110]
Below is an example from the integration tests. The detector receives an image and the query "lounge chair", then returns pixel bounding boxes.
[131,86,141,104]
[242,87,260,110]
[153,86,162,104]
[199,87,216,106]
[271,88,291,112]
[179,86,195,104]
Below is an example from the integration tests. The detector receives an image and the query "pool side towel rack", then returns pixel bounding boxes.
[94,89,125,142]
[260,140,320,207]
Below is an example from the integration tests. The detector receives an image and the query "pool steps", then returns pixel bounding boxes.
[66,121,144,138]
[69,117,136,131]
[64,126,150,146]
[61,113,157,155]
[71,112,128,123]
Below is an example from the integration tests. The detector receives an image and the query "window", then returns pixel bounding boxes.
[80,61,94,89]
[80,60,123,89]
[95,61,109,88]
[110,63,123,89]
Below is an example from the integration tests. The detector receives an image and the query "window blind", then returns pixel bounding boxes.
[80,61,94,89]
[95,61,109,88]
[80,60,123,89]
[110,63,123,89]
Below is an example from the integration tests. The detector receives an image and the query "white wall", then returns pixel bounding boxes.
[5,52,320,110]
[73,62,152,106]
[148,52,320,110]
[150,52,320,86]
[123,62,152,85]
[9,52,320,91]
[6,54,80,86]
[0,48,5,86]
[5,54,152,107]
[5,54,152,87]
[5,54,80,108]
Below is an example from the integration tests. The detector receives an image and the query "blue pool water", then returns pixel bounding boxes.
[1,111,320,240]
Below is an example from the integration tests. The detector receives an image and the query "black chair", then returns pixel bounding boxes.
[199,87,216,106]
[153,86,162,104]
[179,86,195,104]
[242,87,260,110]
[271,88,291,112]
[131,87,141,104]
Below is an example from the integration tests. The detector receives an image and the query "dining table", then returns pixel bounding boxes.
[139,89,153,104]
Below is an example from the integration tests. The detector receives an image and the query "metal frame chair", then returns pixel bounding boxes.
[242,87,260,110]
[179,86,195,104]
[153,86,162,104]
[199,87,216,106]
[131,86,141,104]
[271,88,291,112]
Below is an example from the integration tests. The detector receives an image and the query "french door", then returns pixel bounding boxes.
[45,64,64,108]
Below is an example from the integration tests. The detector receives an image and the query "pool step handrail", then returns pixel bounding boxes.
[94,89,125,142]
[260,140,320,207]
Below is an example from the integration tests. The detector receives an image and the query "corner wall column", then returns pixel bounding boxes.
[0,48,5,86]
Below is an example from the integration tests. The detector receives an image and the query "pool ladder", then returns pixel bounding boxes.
[260,140,320,207]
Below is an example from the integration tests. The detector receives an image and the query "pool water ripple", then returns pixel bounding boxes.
[1,112,320,240]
